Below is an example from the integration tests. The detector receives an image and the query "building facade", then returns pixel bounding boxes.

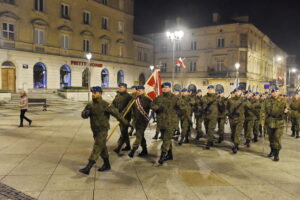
[150,23,288,95]
[287,55,299,95]
[0,0,152,92]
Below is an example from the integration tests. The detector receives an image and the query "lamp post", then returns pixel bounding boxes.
[86,52,92,102]
[166,30,184,88]
[235,62,240,89]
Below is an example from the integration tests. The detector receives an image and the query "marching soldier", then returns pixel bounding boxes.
[113,83,133,154]
[261,87,289,161]
[217,89,227,143]
[244,91,257,147]
[151,82,185,164]
[202,85,220,149]
[289,92,300,138]
[252,92,262,142]
[178,88,192,145]
[195,89,205,139]
[128,86,152,158]
[79,86,130,175]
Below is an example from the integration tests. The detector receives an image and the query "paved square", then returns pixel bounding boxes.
[0,101,300,200]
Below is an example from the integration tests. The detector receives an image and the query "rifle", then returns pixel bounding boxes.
[203,99,217,114]
[227,98,247,119]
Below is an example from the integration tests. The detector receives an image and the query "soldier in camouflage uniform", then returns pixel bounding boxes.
[195,89,205,139]
[129,85,138,137]
[252,92,262,142]
[151,82,186,164]
[289,92,300,139]
[79,86,130,175]
[128,86,152,158]
[217,89,227,143]
[112,83,133,154]
[261,87,289,161]
[202,85,220,149]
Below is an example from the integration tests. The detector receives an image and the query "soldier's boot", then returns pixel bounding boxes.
[195,132,202,140]
[218,135,224,143]
[165,149,173,161]
[175,130,180,136]
[178,137,184,146]
[291,131,295,137]
[158,152,168,165]
[18,124,24,127]
[232,144,239,154]
[296,131,299,139]
[128,147,138,158]
[253,136,258,143]
[267,148,274,157]
[121,141,131,151]
[79,160,95,175]
[204,141,213,150]
[244,139,251,148]
[152,131,159,140]
[138,148,148,157]
[183,136,189,144]
[98,158,111,171]
[113,145,122,154]
[273,149,280,162]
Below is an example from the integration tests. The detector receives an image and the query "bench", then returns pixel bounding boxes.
[28,98,48,111]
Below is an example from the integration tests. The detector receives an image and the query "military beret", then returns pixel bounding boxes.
[131,86,137,89]
[207,85,215,89]
[271,86,279,93]
[90,86,102,92]
[174,88,181,92]
[136,85,145,90]
[197,89,202,93]
[254,92,260,95]
[236,87,242,91]
[118,83,127,87]
[162,82,172,88]
[181,88,188,92]
[218,89,224,94]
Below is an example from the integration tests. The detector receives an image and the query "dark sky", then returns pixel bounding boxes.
[134,0,300,65]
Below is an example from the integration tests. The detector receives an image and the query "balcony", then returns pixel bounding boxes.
[208,71,230,78]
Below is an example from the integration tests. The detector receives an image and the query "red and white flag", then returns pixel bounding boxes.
[144,69,162,100]
[177,57,186,68]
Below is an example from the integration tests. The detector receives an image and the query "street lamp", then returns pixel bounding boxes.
[235,62,240,89]
[149,65,155,72]
[166,30,184,88]
[85,52,92,102]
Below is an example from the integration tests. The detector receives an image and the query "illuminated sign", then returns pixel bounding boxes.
[71,61,103,68]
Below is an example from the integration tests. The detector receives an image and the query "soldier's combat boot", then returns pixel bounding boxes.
[195,132,202,140]
[253,136,258,143]
[113,145,122,154]
[291,131,295,137]
[296,131,299,139]
[128,148,137,158]
[267,148,274,157]
[165,149,173,161]
[178,137,184,146]
[183,137,189,144]
[218,135,224,143]
[79,160,95,175]
[232,144,238,154]
[122,142,131,151]
[98,158,111,171]
[158,152,168,165]
[244,139,251,148]
[205,141,213,150]
[273,149,280,162]
[152,131,159,140]
[139,148,148,157]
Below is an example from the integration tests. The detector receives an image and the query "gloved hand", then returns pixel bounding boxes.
[81,110,90,119]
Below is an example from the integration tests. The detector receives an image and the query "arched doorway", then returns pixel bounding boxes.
[82,68,89,88]
[101,68,109,88]
[117,70,124,86]
[173,84,181,91]
[1,61,16,91]
[188,84,197,93]
[139,73,145,85]
[33,62,47,88]
[60,65,71,88]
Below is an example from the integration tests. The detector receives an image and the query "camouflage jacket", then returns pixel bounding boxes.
[202,93,220,120]
[131,94,152,126]
[227,96,251,121]
[112,91,133,120]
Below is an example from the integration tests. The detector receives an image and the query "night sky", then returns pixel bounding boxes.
[134,0,300,65]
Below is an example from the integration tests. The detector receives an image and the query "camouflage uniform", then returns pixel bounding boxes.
[195,95,205,138]
[217,96,227,142]
[289,98,300,138]
[178,95,193,144]
[244,98,260,145]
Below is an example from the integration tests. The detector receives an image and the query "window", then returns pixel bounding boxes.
[240,33,248,48]
[2,23,14,40]
[161,63,167,72]
[102,17,109,30]
[216,61,224,71]
[34,29,45,45]
[83,39,90,52]
[118,21,124,33]
[189,62,196,72]
[101,42,109,55]
[3,0,15,5]
[60,34,69,49]
[102,0,108,5]
[61,4,70,19]
[143,52,147,62]
[175,65,181,73]
[35,0,44,12]
[217,38,225,48]
[191,41,197,50]
[138,48,142,61]
[83,11,90,25]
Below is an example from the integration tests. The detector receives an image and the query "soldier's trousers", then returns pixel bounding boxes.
[291,117,298,132]
[117,124,130,147]
[244,119,255,140]
[253,119,260,137]
[267,127,284,150]
[132,124,148,150]
[204,118,217,142]
[180,118,190,139]
[160,128,174,153]
[217,118,225,136]
[195,116,204,135]
[89,130,109,161]
[231,119,244,145]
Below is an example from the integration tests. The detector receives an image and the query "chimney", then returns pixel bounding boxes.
[212,12,220,23]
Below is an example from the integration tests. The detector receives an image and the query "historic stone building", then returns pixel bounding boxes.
[0,0,152,92]
[150,21,288,95]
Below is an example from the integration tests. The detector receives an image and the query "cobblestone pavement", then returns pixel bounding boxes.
[0,101,300,200]
[0,183,36,200]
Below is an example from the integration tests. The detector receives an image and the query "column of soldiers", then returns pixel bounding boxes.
[79,82,295,175]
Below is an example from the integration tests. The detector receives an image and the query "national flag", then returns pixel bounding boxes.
[177,57,186,68]
[144,69,162,100]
